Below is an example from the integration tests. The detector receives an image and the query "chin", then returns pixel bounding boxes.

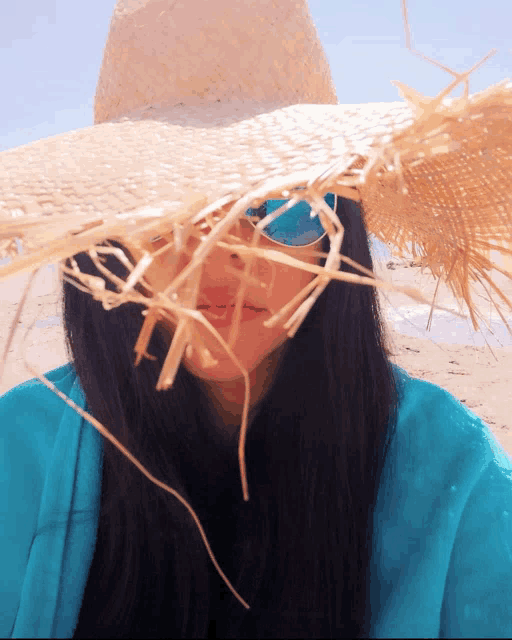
[183,358,255,382]
[181,322,288,382]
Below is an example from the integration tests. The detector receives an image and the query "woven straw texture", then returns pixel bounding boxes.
[1,89,512,324]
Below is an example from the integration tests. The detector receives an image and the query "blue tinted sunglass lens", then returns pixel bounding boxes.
[246,193,336,247]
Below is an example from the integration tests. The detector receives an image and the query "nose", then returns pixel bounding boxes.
[198,242,271,310]
[199,247,246,295]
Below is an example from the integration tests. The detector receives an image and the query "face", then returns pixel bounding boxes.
[141,216,322,382]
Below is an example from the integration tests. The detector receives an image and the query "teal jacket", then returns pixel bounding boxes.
[1,363,512,638]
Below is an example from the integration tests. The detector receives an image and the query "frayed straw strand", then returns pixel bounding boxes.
[0,268,39,386]
[18,357,250,611]
[263,277,320,329]
[162,304,251,500]
[70,254,254,500]
[134,307,162,366]
[283,193,344,337]
[156,317,190,390]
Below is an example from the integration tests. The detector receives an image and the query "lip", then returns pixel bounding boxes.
[198,287,267,310]
[196,285,269,328]
[197,301,268,328]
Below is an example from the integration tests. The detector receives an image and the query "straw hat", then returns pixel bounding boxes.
[1,0,512,371]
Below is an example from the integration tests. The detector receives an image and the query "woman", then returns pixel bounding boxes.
[1,0,512,637]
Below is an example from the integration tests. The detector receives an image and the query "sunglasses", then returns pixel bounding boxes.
[149,193,337,249]
[245,192,337,247]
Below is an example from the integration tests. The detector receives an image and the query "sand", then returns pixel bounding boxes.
[375,260,512,455]
[1,260,512,455]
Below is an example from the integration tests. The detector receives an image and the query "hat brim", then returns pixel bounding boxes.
[1,90,512,328]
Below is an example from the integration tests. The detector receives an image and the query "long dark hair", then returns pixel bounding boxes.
[69,198,400,638]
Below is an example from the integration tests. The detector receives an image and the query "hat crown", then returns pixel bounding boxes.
[94,0,338,124]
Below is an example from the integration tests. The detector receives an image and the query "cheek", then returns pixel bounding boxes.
[269,268,310,307]
[264,250,320,311]
[131,235,197,295]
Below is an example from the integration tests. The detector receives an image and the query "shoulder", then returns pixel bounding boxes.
[393,362,476,424]
[1,364,82,474]
[388,364,511,516]
[0,364,101,638]
[0,361,84,516]
[390,363,507,469]
[380,366,506,517]
[1,362,78,418]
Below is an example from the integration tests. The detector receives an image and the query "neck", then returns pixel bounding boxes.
[198,342,288,439]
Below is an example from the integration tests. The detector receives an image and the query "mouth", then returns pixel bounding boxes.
[196,299,268,328]
[197,302,267,312]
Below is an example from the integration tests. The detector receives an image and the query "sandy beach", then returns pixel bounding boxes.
[375,258,512,455]
[1,259,512,455]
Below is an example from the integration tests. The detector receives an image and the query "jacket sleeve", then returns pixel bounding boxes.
[370,367,512,639]
[440,432,512,638]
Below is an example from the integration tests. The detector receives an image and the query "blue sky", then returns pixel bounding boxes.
[1,0,511,152]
